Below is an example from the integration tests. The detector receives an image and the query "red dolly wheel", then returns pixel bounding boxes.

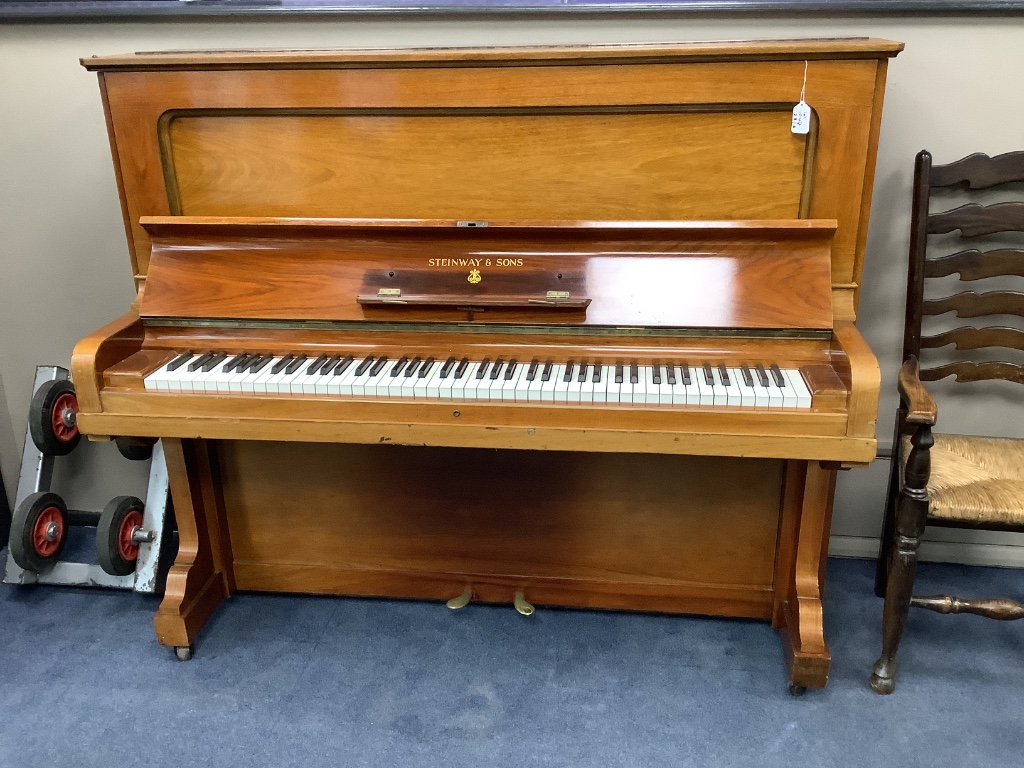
[96,496,146,576]
[29,379,81,456]
[10,491,69,572]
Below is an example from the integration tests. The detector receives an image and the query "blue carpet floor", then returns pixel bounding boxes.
[1,555,1022,768]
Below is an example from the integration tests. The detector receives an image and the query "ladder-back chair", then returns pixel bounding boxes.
[871,150,1024,694]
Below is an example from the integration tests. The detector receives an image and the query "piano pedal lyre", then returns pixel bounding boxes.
[513,591,535,616]
[445,587,473,610]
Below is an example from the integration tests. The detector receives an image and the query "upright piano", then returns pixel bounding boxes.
[74,39,901,691]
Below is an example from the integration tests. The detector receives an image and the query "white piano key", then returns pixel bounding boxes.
[513,362,535,402]
[332,361,363,396]
[787,369,813,409]
[424,363,446,399]
[438,362,459,400]
[554,362,572,403]
[654,366,672,405]
[722,368,742,407]
[694,368,714,407]
[412,360,438,399]
[451,361,477,400]
[642,365,660,405]
[567,363,586,404]
[540,364,563,402]
[527,364,546,402]
[778,369,799,409]
[736,369,758,408]
[500,361,524,402]
[483,360,505,402]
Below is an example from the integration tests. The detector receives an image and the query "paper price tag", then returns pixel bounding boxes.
[791,101,811,135]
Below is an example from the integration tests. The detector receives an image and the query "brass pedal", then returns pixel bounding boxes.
[446,587,473,610]
[513,591,535,616]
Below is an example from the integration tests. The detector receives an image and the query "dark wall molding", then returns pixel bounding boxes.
[3,0,1024,23]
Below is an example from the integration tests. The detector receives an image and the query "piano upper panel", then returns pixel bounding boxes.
[84,40,902,320]
[139,217,836,330]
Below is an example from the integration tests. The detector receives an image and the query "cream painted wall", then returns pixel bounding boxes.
[1,16,1023,561]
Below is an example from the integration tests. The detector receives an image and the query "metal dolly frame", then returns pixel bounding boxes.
[3,365,172,592]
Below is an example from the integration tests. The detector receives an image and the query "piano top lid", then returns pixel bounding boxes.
[82,38,903,70]
[138,216,837,333]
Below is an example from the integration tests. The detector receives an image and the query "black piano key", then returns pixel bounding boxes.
[354,355,375,376]
[614,362,624,384]
[489,358,505,380]
[504,359,518,380]
[476,358,491,379]
[718,364,731,387]
[563,360,575,382]
[629,361,639,385]
[652,361,662,385]
[454,358,469,379]
[285,354,308,375]
[188,352,214,372]
[577,360,589,383]
[592,362,603,383]
[526,359,539,382]
[418,357,436,378]
[320,355,341,375]
[369,356,389,377]
[741,365,754,387]
[223,353,248,373]
[249,355,273,374]
[666,363,676,386]
[755,363,770,388]
[166,351,194,372]
[236,354,261,373]
[404,357,422,378]
[680,363,691,386]
[770,364,786,388]
[541,360,554,382]
[439,356,457,379]
[334,355,355,376]
[702,363,715,386]
[271,354,294,374]
[306,354,329,375]
[202,352,228,372]
[391,357,409,377]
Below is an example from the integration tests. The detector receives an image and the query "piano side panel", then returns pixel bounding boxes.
[218,441,783,618]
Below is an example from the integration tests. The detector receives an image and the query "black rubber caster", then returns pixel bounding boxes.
[29,379,81,456]
[115,437,155,462]
[96,495,146,576]
[175,645,194,662]
[10,491,69,572]
[788,684,808,697]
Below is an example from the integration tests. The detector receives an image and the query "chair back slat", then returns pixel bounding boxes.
[927,202,1024,237]
[922,290,1024,318]
[928,151,1024,189]
[919,361,1024,384]
[920,326,1024,352]
[924,248,1024,280]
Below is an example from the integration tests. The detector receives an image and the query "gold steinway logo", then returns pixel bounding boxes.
[467,268,482,284]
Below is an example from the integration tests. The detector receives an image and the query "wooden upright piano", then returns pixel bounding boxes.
[74,39,901,691]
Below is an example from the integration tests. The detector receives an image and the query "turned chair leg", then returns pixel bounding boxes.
[870,426,932,695]
[874,417,905,598]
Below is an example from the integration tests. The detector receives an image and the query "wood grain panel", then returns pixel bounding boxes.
[925,248,1024,280]
[920,361,1024,385]
[920,326,1024,352]
[928,202,1024,237]
[166,110,809,221]
[219,442,784,601]
[139,218,836,330]
[929,151,1024,189]
[922,291,1024,318]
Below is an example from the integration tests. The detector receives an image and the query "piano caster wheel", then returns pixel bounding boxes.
[115,436,155,462]
[788,684,807,697]
[513,591,535,616]
[29,379,81,456]
[175,645,194,662]
[446,587,473,610]
[96,495,147,576]
[10,491,69,573]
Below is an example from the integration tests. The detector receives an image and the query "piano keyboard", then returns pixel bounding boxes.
[144,351,814,409]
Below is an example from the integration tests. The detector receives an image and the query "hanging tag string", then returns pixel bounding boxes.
[800,60,808,104]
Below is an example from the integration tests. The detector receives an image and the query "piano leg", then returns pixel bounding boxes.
[773,460,836,691]
[154,438,236,653]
